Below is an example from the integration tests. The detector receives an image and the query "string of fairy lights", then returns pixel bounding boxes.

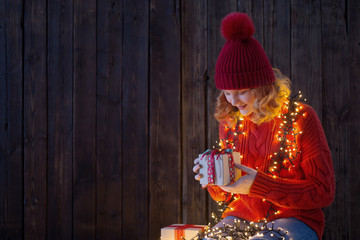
[216,91,306,180]
[183,91,307,240]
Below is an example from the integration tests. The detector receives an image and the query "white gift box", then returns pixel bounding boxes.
[198,151,241,186]
[161,224,206,240]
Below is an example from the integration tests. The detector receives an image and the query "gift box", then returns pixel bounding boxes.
[198,150,241,186]
[161,224,207,240]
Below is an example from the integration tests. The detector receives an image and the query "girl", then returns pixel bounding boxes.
[193,12,335,240]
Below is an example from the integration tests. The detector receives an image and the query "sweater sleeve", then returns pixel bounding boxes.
[207,185,228,201]
[249,105,335,209]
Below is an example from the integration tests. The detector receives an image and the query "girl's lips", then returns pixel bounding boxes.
[237,104,247,110]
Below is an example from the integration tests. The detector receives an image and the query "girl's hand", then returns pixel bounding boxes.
[193,158,202,181]
[193,158,207,188]
[219,163,257,195]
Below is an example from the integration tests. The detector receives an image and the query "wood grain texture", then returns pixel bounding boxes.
[0,1,358,239]
[23,0,47,239]
[348,0,360,238]
[238,0,264,46]
[47,0,73,239]
[291,0,322,116]
[0,0,23,239]
[122,0,149,239]
[263,0,291,77]
[181,0,208,225]
[207,0,237,224]
[321,0,349,239]
[73,0,97,239]
[149,0,181,239]
[0,3,6,238]
[96,1,123,239]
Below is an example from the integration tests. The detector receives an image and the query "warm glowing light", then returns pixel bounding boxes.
[209,94,304,238]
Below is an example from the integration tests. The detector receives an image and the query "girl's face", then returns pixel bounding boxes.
[224,89,256,116]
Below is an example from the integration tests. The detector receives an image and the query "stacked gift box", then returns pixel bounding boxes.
[161,224,207,240]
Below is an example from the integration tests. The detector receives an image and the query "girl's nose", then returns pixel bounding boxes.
[230,95,241,106]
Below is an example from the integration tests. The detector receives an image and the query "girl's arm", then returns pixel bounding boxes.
[249,105,335,209]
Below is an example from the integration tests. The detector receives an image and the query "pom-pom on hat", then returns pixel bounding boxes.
[215,12,275,90]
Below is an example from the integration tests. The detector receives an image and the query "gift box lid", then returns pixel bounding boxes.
[161,224,207,240]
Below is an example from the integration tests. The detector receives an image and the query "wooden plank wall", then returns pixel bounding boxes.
[0,0,359,239]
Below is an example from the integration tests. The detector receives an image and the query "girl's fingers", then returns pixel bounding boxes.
[195,173,202,181]
[193,157,203,181]
[193,164,201,173]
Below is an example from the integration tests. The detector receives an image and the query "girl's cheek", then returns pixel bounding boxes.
[225,95,232,103]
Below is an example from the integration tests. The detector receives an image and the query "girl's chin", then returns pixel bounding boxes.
[240,109,253,116]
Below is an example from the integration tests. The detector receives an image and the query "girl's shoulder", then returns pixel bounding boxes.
[295,102,321,123]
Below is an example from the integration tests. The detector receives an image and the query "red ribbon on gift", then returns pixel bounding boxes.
[201,149,235,185]
[171,224,205,240]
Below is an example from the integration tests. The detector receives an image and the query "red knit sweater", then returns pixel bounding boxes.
[207,104,335,239]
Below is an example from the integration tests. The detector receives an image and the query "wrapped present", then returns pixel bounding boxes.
[198,149,241,186]
[161,224,207,240]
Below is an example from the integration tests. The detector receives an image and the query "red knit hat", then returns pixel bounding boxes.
[215,12,275,90]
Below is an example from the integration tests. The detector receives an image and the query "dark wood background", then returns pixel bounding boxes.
[0,0,359,239]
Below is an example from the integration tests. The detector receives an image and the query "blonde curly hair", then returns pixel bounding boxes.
[214,69,291,125]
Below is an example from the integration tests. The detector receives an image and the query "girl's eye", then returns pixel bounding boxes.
[238,90,248,95]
